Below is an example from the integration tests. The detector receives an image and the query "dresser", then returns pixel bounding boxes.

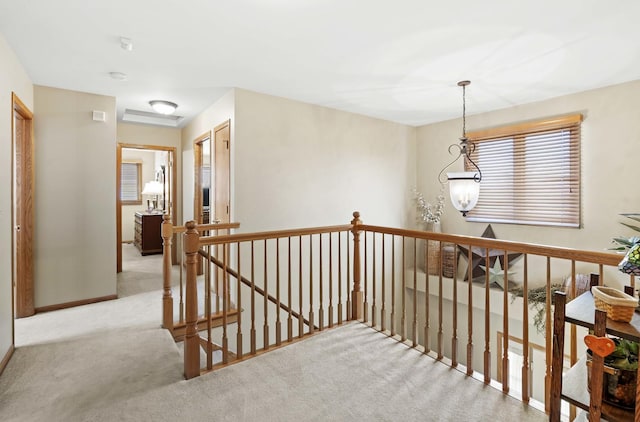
[134,212,163,255]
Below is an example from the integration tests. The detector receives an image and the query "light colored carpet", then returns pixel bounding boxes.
[0,244,547,421]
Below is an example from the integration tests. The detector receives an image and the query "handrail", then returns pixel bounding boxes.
[173,222,241,234]
[197,249,318,330]
[360,224,622,266]
[198,224,353,246]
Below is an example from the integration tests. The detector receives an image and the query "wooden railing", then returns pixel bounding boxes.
[161,214,241,340]
[166,212,633,418]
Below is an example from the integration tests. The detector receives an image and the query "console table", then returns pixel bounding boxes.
[134,212,163,255]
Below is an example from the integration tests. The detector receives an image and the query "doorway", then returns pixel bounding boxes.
[116,144,177,273]
[12,93,34,319]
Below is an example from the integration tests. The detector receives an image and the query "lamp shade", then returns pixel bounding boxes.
[447,172,480,216]
[141,180,164,196]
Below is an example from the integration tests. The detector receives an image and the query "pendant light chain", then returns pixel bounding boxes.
[462,83,466,138]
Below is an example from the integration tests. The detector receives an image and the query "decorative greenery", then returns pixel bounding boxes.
[607,338,639,371]
[510,283,564,335]
[412,186,445,224]
[611,213,640,251]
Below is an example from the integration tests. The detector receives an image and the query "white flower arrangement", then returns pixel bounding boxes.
[413,186,445,224]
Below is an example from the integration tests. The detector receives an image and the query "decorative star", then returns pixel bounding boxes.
[480,258,516,290]
[457,225,523,282]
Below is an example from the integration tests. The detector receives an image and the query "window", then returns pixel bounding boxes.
[465,114,582,227]
[121,162,142,205]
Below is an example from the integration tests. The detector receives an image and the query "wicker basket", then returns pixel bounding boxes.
[592,286,638,322]
[427,239,440,275]
[442,245,458,278]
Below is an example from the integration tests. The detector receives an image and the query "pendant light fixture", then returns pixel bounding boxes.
[438,80,482,217]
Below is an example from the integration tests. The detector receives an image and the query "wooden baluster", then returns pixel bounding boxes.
[222,242,229,364]
[161,214,173,331]
[363,232,369,324]
[438,242,444,360]
[381,234,386,332]
[522,254,530,403]
[299,236,304,338]
[287,237,293,340]
[412,237,417,347]
[372,233,377,329]
[179,234,185,323]
[250,241,256,355]
[276,238,282,345]
[183,221,200,379]
[319,234,324,331]
[309,235,315,333]
[502,251,509,393]
[549,291,566,422]
[437,241,443,360]
[236,241,243,359]
[484,248,491,384]
[328,233,334,328]
[569,262,577,422]
[451,244,458,366]
[401,237,407,342]
[263,240,270,350]
[351,211,363,320]
[338,232,343,325]
[390,235,396,337]
[206,244,212,370]
[467,245,474,376]
[346,232,351,321]
[424,237,430,354]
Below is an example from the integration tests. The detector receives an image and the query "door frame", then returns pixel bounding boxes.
[193,131,211,224]
[12,92,35,319]
[116,143,177,273]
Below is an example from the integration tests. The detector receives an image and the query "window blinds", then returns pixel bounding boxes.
[464,114,582,227]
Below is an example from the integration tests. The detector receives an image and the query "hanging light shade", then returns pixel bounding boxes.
[438,80,482,217]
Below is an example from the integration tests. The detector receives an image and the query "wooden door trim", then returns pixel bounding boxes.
[116,143,178,273]
[11,92,35,319]
[193,131,211,224]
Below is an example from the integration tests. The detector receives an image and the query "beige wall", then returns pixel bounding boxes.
[181,89,235,225]
[0,33,33,365]
[34,85,117,307]
[233,88,416,232]
[117,122,182,233]
[416,79,640,287]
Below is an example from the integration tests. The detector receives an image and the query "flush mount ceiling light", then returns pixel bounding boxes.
[437,80,482,217]
[149,100,178,115]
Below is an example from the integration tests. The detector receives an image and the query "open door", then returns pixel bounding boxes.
[12,93,35,318]
[116,144,177,273]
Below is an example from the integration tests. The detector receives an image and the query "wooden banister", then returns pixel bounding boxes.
[183,221,200,379]
[161,214,174,331]
[197,249,318,330]
[351,211,363,320]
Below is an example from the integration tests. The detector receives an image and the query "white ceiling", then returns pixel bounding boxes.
[1,0,639,128]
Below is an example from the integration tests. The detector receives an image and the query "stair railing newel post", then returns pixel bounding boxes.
[184,220,201,379]
[351,211,363,320]
[161,214,174,332]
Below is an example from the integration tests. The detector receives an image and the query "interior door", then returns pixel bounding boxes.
[12,93,34,318]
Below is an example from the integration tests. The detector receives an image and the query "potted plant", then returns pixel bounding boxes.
[587,337,638,409]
